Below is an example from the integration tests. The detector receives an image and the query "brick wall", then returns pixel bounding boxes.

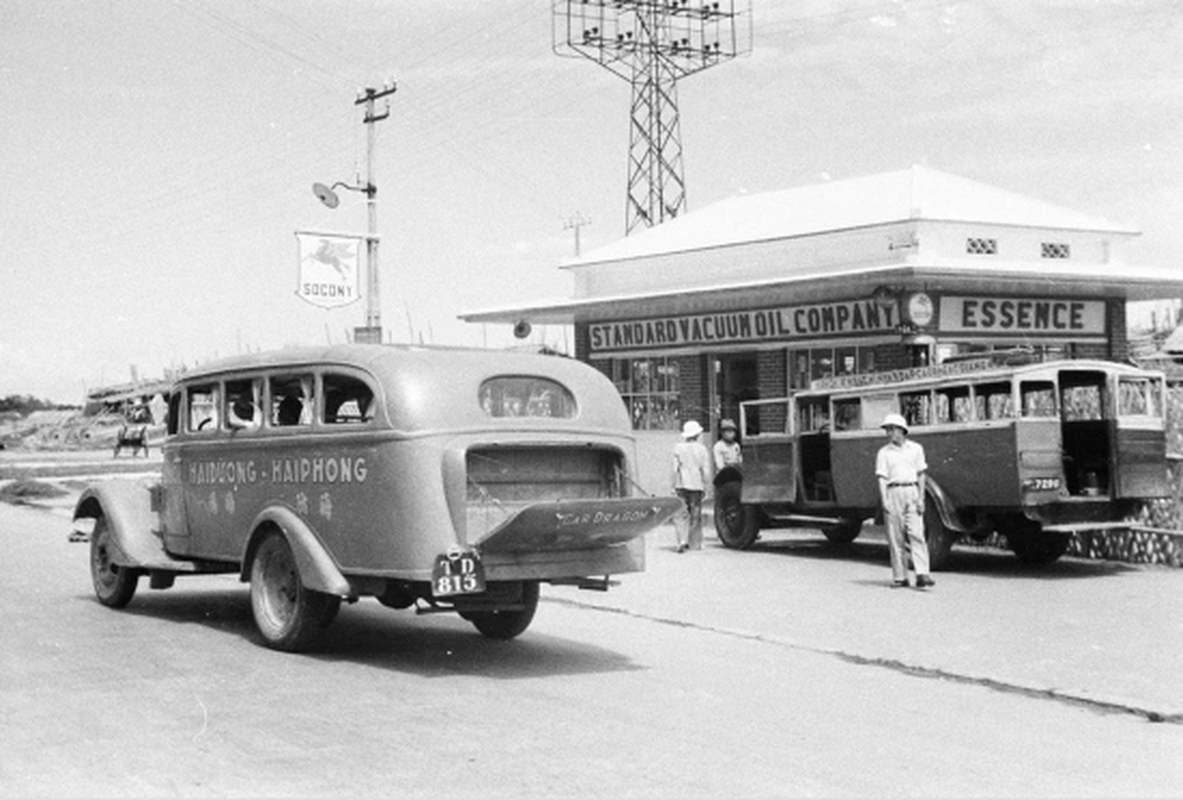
[1108,299,1128,361]
[677,354,709,426]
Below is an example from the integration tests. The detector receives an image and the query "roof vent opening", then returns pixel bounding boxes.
[966,237,997,255]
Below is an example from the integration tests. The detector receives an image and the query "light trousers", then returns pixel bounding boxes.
[675,489,704,550]
[884,484,930,579]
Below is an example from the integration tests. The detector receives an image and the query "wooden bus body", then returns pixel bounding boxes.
[715,358,1169,568]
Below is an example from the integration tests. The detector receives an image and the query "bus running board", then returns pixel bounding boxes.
[765,513,849,527]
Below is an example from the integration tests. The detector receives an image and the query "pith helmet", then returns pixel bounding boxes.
[681,420,704,438]
[881,413,909,433]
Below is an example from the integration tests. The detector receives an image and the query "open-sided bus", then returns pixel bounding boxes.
[715,357,1169,568]
[74,344,680,651]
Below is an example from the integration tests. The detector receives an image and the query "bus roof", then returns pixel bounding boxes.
[172,344,633,433]
[805,358,1163,398]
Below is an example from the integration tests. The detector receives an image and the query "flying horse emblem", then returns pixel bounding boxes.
[304,239,356,280]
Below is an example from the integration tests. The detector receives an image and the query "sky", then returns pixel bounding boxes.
[2,0,1181,403]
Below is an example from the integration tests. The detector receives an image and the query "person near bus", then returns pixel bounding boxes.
[876,413,935,589]
[672,419,712,553]
[713,418,743,472]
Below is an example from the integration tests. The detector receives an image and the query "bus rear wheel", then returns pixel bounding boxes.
[714,482,759,550]
[822,518,862,544]
[923,503,955,572]
[249,531,340,651]
[1005,520,1069,566]
[468,581,539,640]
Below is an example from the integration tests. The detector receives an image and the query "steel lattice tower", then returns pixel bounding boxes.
[554,1,751,235]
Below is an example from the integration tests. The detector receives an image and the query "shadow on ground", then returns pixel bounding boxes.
[76,585,643,680]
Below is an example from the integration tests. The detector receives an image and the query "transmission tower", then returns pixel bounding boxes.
[554,1,751,235]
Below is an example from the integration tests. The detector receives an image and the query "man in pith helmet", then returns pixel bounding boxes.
[876,413,934,589]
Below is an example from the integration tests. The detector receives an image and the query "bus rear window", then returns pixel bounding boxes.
[479,377,576,418]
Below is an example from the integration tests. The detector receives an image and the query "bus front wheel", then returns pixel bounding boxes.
[90,514,141,608]
[714,482,759,550]
[923,503,955,572]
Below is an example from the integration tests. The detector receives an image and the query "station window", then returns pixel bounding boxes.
[788,346,874,390]
[609,357,680,431]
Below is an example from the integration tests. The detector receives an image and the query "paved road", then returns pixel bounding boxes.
[2,496,1182,797]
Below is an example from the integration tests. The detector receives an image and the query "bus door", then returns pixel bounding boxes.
[796,395,834,502]
[1112,374,1169,498]
[1058,370,1111,497]
[737,398,796,505]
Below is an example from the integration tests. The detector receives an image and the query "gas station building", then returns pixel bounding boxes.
[462,166,1183,474]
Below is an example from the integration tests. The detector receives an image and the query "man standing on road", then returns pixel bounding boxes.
[672,420,712,553]
[876,413,934,589]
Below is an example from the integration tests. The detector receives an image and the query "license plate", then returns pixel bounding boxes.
[431,549,486,597]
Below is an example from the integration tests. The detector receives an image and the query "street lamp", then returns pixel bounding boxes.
[312,178,381,344]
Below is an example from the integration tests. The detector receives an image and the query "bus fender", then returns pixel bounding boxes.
[73,481,165,568]
[924,479,967,534]
[241,506,352,598]
[713,465,743,488]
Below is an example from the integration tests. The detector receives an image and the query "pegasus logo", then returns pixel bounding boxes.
[305,239,356,280]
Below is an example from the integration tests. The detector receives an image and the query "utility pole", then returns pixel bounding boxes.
[355,82,397,344]
[563,212,591,257]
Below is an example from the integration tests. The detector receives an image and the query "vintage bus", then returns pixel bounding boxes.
[714,357,1169,569]
[74,344,681,651]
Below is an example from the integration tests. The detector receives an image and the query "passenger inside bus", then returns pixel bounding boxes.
[276,396,303,426]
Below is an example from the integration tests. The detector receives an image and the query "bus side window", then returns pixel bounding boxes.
[166,392,181,436]
[1118,378,1152,417]
[225,378,262,429]
[798,398,829,432]
[270,374,314,427]
[935,385,971,423]
[1021,381,1057,418]
[900,390,932,427]
[187,384,219,433]
[832,398,860,431]
[975,382,1014,420]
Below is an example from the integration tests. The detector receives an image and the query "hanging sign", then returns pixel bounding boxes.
[295,231,363,309]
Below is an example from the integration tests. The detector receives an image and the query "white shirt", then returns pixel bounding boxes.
[876,439,927,484]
